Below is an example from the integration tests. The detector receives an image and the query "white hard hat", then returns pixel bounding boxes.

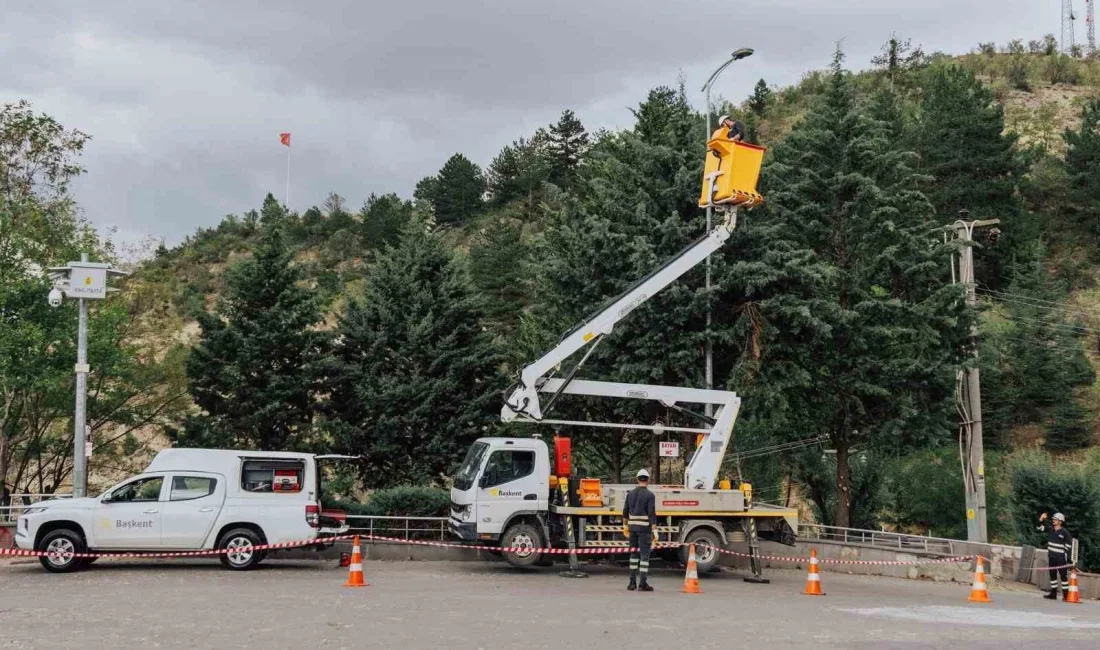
[636,468,650,480]
[718,114,731,123]
[1053,512,1066,522]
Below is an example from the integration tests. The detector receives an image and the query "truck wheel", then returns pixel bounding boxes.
[499,523,543,568]
[218,528,264,571]
[38,529,86,573]
[681,528,722,574]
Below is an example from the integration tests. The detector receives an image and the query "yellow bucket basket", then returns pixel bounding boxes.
[698,139,766,208]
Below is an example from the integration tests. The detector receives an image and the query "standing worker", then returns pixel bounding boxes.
[1038,512,1073,600]
[622,468,658,592]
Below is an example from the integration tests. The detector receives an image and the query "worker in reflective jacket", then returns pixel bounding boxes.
[1039,512,1073,600]
[622,468,658,592]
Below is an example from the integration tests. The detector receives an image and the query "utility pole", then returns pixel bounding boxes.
[47,255,128,498]
[946,212,1000,544]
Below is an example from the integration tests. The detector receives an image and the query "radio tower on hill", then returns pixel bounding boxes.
[1064,0,1077,53]
[1087,0,1097,55]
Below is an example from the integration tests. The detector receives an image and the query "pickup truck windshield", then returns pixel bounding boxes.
[453,442,489,491]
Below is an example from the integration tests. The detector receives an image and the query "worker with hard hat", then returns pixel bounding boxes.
[713,114,745,142]
[1038,511,1073,600]
[622,468,658,591]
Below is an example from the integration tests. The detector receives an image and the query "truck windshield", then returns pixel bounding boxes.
[453,442,489,491]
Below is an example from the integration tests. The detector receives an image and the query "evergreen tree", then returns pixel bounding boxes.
[359,192,413,250]
[487,131,551,211]
[871,33,927,86]
[469,218,529,334]
[748,79,772,117]
[432,153,485,225]
[1046,400,1091,450]
[631,85,696,149]
[740,51,972,528]
[176,226,327,450]
[1063,98,1100,246]
[259,193,286,227]
[413,175,440,215]
[916,63,1027,287]
[326,222,503,486]
[547,110,589,189]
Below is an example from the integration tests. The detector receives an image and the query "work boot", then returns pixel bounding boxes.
[1043,590,1059,600]
[638,583,653,592]
[627,580,636,591]
[1063,591,1072,602]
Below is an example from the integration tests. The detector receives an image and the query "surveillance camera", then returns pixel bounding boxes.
[48,288,63,308]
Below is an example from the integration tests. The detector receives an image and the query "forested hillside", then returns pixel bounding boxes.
[6,34,1100,563]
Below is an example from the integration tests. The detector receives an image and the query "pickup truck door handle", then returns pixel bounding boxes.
[198,508,215,513]
[523,494,537,501]
[142,509,159,514]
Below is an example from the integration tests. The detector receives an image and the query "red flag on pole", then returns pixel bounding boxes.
[279,132,291,147]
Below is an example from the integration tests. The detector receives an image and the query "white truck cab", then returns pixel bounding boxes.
[16,448,353,573]
[450,438,551,543]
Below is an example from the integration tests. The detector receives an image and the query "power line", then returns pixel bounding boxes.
[978,288,1100,320]
[998,313,1100,336]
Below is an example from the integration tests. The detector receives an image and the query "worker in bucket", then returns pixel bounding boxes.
[1038,512,1073,600]
[622,468,658,591]
[713,114,745,142]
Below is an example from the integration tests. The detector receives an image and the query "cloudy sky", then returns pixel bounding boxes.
[4,0,1064,246]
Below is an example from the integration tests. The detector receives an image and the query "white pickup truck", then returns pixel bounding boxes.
[15,448,353,572]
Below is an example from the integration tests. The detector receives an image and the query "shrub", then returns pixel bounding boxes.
[1007,450,1100,570]
[362,485,451,517]
[1008,57,1032,91]
[1045,54,1080,85]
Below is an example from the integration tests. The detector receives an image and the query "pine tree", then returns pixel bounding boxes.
[326,221,503,486]
[917,63,1027,287]
[260,193,286,226]
[487,131,551,212]
[469,218,529,334]
[740,50,972,528]
[547,110,589,189]
[631,85,696,149]
[1047,400,1091,450]
[432,153,485,225]
[748,79,772,117]
[1063,98,1100,246]
[359,192,413,250]
[177,226,328,450]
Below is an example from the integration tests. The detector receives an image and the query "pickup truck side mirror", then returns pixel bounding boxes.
[478,475,489,489]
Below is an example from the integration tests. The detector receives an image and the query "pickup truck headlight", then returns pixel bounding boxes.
[21,507,47,515]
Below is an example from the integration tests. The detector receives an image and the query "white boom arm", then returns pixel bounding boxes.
[502,211,741,489]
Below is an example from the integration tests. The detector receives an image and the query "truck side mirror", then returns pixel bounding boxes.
[478,475,489,489]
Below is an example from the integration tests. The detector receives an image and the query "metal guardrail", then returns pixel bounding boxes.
[798,523,974,555]
[344,515,450,541]
[0,494,71,522]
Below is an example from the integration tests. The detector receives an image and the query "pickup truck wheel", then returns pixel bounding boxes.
[38,529,86,573]
[500,523,543,568]
[218,528,264,571]
[681,528,722,574]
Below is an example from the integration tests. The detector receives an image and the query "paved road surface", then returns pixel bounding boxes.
[2,558,1099,649]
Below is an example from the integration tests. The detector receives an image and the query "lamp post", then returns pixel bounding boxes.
[47,254,128,498]
[700,48,754,416]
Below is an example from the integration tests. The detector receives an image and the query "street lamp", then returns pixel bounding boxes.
[46,254,129,498]
[700,48,754,417]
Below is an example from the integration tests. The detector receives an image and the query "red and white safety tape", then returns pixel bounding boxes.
[0,534,355,559]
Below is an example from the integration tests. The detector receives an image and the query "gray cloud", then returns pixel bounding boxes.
[2,0,1063,244]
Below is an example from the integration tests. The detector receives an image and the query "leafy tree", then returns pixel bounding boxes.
[871,33,927,86]
[432,154,485,225]
[547,110,589,189]
[359,192,413,250]
[916,63,1027,287]
[176,226,327,451]
[748,79,772,117]
[326,222,503,486]
[737,51,972,528]
[1064,98,1100,245]
[1043,34,1059,56]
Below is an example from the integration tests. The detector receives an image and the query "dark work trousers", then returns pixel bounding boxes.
[1049,554,1069,592]
[628,530,653,585]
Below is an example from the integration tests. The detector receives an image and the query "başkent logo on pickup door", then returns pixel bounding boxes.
[116,520,155,529]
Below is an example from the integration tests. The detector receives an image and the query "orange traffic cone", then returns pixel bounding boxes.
[682,543,702,594]
[344,535,368,587]
[967,557,990,603]
[1066,570,1082,604]
[803,548,825,596]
